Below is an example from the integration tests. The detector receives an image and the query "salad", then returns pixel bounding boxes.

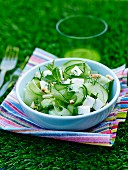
[24,60,114,116]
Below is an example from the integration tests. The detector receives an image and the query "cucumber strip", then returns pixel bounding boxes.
[41,98,53,108]
[52,84,75,102]
[28,79,42,95]
[63,62,91,79]
[62,60,85,71]
[49,106,71,116]
[74,87,85,106]
[54,83,69,90]
[51,86,68,103]
[67,104,79,116]
[24,85,41,106]
[85,82,108,104]
[96,75,112,87]
[67,104,74,114]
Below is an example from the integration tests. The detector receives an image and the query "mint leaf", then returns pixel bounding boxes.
[44,75,56,83]
[45,60,55,71]
[52,67,61,83]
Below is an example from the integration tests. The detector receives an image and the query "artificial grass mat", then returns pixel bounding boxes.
[0,0,128,169]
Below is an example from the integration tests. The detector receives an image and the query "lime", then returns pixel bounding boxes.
[64,48,101,61]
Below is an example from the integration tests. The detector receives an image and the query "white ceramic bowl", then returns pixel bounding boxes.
[16,58,120,131]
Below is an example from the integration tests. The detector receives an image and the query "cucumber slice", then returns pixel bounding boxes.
[41,98,53,108]
[67,104,78,115]
[24,85,40,106]
[62,60,85,71]
[28,79,42,95]
[74,87,86,106]
[53,84,68,90]
[33,79,40,87]
[85,82,108,104]
[67,104,74,114]
[95,75,114,91]
[63,64,91,80]
[97,75,111,84]
[96,75,112,89]
[52,84,75,102]
[51,86,68,103]
[49,106,72,116]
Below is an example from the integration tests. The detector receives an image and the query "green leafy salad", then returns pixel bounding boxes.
[24,60,114,116]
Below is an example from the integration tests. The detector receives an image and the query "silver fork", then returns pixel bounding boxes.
[0,46,19,88]
[0,56,29,97]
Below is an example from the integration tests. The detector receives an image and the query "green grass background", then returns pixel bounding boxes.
[0,0,128,169]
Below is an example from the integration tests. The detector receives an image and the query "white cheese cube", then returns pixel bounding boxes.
[63,79,71,84]
[93,98,104,110]
[40,80,48,90]
[83,95,95,108]
[71,66,82,76]
[43,70,52,77]
[78,106,90,115]
[70,78,84,92]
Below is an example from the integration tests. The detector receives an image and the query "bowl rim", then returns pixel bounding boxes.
[16,58,120,120]
[56,15,108,39]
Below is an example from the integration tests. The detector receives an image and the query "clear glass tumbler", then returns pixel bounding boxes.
[56,15,108,61]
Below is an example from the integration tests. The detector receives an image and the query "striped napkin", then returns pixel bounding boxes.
[0,48,127,146]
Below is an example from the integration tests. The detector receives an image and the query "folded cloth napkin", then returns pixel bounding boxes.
[0,48,127,147]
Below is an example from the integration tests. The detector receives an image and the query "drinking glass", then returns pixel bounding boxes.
[56,15,108,61]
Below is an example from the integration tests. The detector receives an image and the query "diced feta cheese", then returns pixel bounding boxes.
[70,78,84,92]
[78,106,90,115]
[83,95,95,108]
[43,70,52,77]
[71,66,82,76]
[40,80,48,90]
[63,79,71,84]
[93,98,104,110]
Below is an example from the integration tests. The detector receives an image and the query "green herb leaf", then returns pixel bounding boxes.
[52,67,61,83]
[44,75,56,83]
[39,67,44,80]
[45,60,55,71]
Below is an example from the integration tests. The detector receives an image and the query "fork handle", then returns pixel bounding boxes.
[0,81,10,97]
[0,70,6,88]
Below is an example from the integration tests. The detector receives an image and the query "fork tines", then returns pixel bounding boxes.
[5,46,19,60]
